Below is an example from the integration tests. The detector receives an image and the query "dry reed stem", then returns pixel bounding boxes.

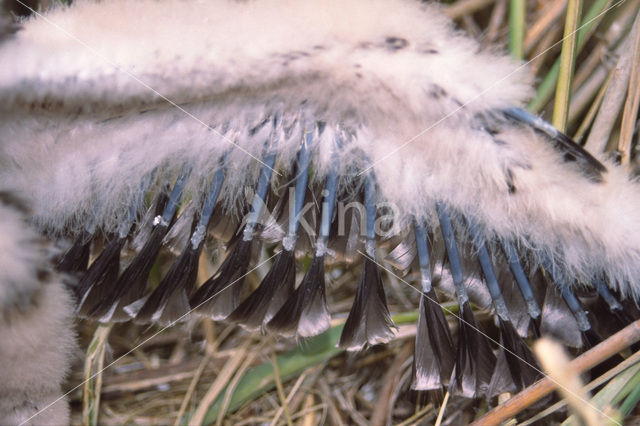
[470,320,640,426]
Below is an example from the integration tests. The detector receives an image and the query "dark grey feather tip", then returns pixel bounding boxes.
[411,326,443,391]
[131,245,201,325]
[412,288,455,390]
[266,253,330,338]
[89,223,168,322]
[497,317,541,392]
[540,282,584,348]
[451,301,496,399]
[338,255,396,351]
[57,230,92,274]
[75,237,124,318]
[78,191,165,320]
[190,238,253,320]
[488,350,518,398]
[228,248,296,330]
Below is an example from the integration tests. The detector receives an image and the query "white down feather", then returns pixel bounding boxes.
[0,0,639,301]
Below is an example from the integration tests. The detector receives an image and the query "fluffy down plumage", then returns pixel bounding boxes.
[1,0,639,296]
[0,0,639,417]
[0,194,75,425]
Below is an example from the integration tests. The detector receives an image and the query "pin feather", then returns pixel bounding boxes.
[1,0,640,422]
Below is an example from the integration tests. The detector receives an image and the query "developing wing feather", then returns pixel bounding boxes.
[1,0,639,419]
